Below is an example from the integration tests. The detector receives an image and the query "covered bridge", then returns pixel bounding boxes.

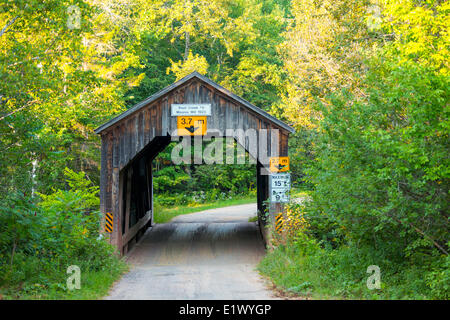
[95,72,294,254]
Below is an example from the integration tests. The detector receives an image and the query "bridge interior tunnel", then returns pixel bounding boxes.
[117,135,270,255]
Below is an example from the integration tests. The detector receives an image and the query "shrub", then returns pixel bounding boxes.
[0,168,125,299]
[261,58,449,300]
[308,61,449,258]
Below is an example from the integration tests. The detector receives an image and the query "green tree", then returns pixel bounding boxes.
[0,0,143,195]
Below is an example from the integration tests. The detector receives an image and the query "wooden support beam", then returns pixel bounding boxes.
[122,210,152,246]
[123,167,132,254]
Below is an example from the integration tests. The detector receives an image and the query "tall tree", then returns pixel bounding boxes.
[0,0,143,195]
[274,0,378,129]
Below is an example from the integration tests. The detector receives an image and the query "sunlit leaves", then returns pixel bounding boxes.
[0,0,144,194]
[167,51,209,80]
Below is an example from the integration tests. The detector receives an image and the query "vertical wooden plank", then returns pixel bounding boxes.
[119,125,125,169]
[231,103,238,134]
[234,105,243,149]
[180,87,186,103]
[150,104,156,140]
[248,113,253,131]
[111,167,120,249]
[118,170,124,248]
[122,124,126,166]
[139,111,144,151]
[237,105,243,132]
[184,81,194,103]
[124,119,131,164]
[169,94,177,135]
[250,113,257,130]
[162,97,169,136]
[282,132,289,157]
[156,102,162,136]
[104,132,114,243]
[123,167,132,253]
[260,165,270,242]
[198,84,203,103]
[113,127,119,168]
[128,118,133,161]
[259,121,270,167]
[271,127,280,158]
[205,87,213,134]
[144,108,150,145]
[173,87,185,133]
[210,90,218,132]
[243,109,250,151]
[256,117,261,165]
[193,81,200,103]
[129,117,135,161]
[225,100,232,135]
[218,96,226,133]
[146,159,153,225]
[257,161,263,215]
[134,115,139,158]
[214,92,221,133]
[200,84,210,105]
[99,134,108,216]
[105,132,113,215]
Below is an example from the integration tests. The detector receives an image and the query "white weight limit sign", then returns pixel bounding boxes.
[270,173,291,203]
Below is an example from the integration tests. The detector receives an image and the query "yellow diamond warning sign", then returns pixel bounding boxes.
[177,116,207,136]
[269,157,289,172]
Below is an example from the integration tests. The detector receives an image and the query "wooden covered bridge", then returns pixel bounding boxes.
[95,72,294,254]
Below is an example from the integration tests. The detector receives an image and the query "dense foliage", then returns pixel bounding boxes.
[0,169,126,299]
[1,0,448,299]
[152,141,256,207]
[260,0,449,299]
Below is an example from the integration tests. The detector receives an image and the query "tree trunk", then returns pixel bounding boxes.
[184,31,190,61]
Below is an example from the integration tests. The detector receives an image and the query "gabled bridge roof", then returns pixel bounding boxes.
[95,71,294,134]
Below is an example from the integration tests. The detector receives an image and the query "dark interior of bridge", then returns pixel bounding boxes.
[118,135,269,253]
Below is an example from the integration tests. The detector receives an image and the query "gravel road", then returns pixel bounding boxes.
[105,203,275,300]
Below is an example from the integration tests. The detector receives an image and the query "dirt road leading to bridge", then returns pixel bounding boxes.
[105,203,276,300]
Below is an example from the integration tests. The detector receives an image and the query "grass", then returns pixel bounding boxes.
[51,260,128,300]
[44,261,128,300]
[258,243,344,299]
[153,196,256,224]
[0,257,128,300]
[258,237,441,300]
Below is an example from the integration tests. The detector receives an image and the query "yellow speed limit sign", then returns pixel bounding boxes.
[177,116,207,136]
[269,157,290,172]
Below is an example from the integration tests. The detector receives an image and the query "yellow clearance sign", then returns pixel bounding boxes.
[269,157,290,172]
[177,116,207,136]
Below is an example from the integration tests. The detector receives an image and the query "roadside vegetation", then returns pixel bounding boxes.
[259,0,449,300]
[0,169,127,299]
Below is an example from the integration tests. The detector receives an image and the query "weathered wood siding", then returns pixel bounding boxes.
[99,76,290,253]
